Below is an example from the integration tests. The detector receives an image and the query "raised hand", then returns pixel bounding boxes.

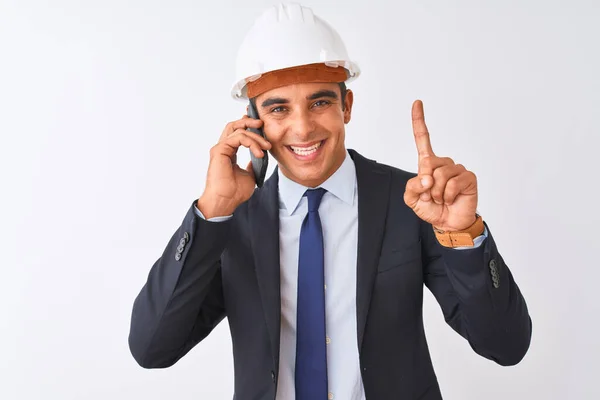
[403,100,478,231]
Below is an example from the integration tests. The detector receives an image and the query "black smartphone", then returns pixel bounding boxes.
[246,101,268,187]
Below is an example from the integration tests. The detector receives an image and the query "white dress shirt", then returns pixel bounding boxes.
[194,150,486,400]
[275,151,364,400]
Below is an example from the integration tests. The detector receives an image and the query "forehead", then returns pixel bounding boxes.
[256,82,340,103]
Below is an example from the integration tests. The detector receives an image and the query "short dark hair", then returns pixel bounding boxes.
[249,81,348,113]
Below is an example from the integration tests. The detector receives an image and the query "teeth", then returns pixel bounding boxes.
[290,141,322,155]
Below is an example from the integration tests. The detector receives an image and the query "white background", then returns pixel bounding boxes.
[1,0,598,399]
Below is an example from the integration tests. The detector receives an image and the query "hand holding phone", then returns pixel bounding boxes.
[196,114,270,219]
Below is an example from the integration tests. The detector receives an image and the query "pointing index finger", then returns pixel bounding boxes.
[411,100,434,161]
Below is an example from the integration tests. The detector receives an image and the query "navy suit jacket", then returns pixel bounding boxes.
[128,149,532,399]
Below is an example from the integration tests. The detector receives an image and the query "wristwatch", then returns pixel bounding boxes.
[433,214,485,248]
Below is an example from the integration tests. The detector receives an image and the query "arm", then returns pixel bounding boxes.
[128,200,231,368]
[422,219,532,366]
[128,113,270,368]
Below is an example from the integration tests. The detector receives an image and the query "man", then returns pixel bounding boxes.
[128,3,531,399]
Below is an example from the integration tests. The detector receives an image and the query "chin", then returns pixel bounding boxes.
[292,163,336,187]
[288,167,320,181]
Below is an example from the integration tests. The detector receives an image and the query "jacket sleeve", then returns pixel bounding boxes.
[128,200,231,368]
[421,219,532,366]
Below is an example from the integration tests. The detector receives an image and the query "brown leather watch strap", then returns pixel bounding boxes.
[433,215,485,248]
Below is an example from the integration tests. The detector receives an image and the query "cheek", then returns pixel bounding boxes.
[325,127,344,146]
[262,123,285,146]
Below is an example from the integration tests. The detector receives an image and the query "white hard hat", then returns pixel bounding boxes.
[231,2,361,101]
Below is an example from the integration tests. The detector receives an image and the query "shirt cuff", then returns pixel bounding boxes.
[193,204,233,222]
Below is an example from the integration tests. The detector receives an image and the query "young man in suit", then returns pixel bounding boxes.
[128,3,531,399]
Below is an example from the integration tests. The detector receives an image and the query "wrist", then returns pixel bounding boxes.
[433,214,484,248]
[197,194,236,219]
[434,215,478,232]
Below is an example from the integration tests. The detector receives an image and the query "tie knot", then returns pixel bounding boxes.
[304,188,327,212]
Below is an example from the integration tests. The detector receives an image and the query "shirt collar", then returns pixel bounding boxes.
[277,150,356,216]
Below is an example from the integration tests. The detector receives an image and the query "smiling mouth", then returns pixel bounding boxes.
[287,140,324,156]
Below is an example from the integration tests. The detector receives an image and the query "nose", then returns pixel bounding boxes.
[288,108,316,140]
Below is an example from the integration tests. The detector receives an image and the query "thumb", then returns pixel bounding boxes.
[404,175,433,208]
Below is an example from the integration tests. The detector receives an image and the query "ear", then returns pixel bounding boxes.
[343,89,354,124]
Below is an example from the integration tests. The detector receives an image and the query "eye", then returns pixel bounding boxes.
[312,100,331,108]
[270,106,287,113]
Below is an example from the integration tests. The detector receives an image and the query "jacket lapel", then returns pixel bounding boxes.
[349,149,391,351]
[249,169,281,372]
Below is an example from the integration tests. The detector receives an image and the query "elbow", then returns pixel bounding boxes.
[493,316,533,367]
[495,347,529,367]
[129,342,177,369]
[127,302,178,369]
[128,331,177,369]
[495,346,529,367]
[469,315,532,367]
[128,333,153,369]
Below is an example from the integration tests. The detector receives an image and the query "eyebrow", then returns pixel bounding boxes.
[307,90,338,101]
[260,90,339,108]
[261,97,289,108]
